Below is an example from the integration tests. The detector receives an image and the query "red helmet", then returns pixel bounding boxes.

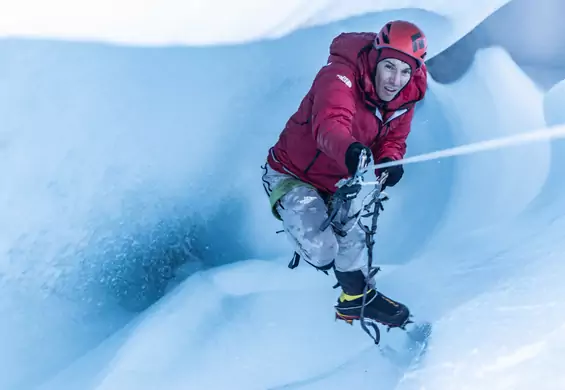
[373,20,427,68]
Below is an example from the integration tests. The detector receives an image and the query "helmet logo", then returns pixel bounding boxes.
[411,32,425,53]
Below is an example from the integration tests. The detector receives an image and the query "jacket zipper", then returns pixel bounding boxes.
[304,149,321,174]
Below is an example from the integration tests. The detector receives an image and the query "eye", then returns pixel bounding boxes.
[385,64,393,70]
[402,69,411,76]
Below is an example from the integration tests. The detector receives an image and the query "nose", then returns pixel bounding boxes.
[388,69,402,86]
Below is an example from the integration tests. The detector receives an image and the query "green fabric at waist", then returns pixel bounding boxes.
[269,178,315,221]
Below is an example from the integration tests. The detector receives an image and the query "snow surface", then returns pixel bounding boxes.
[1,0,509,57]
[1,0,565,389]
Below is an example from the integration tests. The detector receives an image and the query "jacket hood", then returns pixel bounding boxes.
[328,32,427,112]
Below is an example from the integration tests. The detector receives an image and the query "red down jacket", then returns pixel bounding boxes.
[267,32,428,194]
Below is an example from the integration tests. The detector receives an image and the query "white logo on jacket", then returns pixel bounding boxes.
[337,74,352,88]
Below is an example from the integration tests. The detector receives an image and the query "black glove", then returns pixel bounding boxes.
[376,157,404,188]
[345,142,372,176]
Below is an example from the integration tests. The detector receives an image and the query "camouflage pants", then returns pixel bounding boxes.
[262,162,369,274]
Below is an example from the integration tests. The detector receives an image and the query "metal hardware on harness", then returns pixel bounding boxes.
[320,150,370,234]
[357,172,389,344]
[319,148,391,344]
[283,149,394,344]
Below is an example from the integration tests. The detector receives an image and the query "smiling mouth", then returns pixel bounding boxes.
[384,86,397,94]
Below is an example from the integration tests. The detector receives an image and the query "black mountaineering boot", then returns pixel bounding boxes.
[334,270,410,328]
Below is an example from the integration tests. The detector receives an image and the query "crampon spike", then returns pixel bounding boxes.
[335,312,354,325]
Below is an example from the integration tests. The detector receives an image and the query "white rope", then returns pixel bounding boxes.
[366,123,565,173]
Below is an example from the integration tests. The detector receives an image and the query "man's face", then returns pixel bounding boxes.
[374,58,412,102]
